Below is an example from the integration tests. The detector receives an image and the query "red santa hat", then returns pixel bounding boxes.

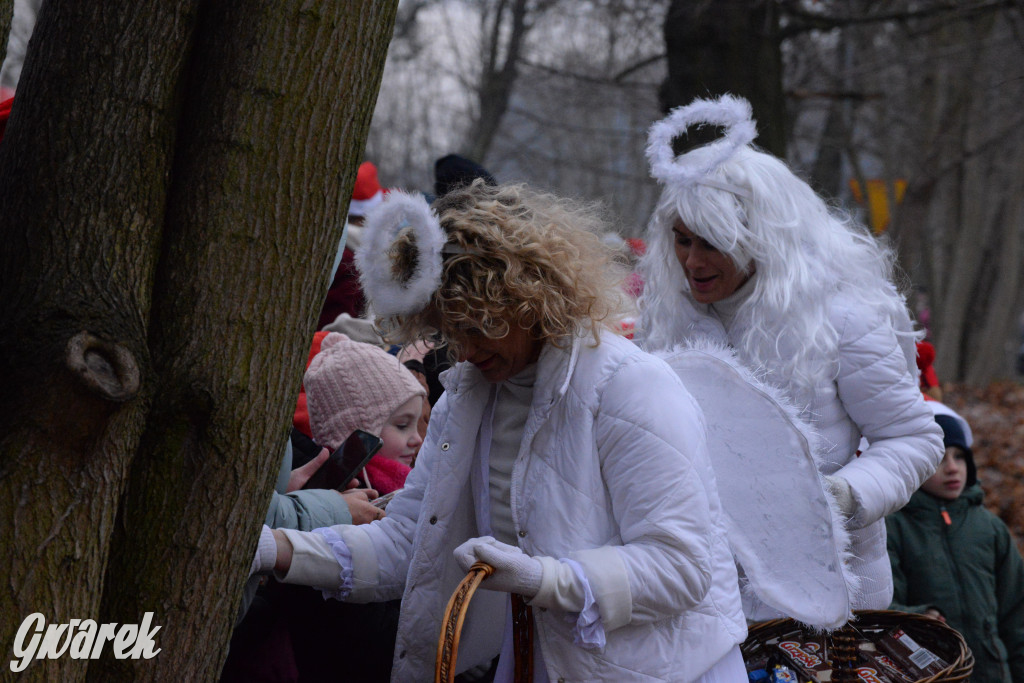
[348,161,385,218]
[0,96,13,141]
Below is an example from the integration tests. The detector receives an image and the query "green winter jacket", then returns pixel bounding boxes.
[886,485,1024,683]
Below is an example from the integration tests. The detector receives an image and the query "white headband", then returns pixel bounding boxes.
[646,94,757,200]
[354,191,447,317]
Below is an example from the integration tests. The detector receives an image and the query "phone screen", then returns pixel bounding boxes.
[303,429,383,491]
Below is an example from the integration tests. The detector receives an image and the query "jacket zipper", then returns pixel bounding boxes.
[940,505,952,526]
[939,504,967,620]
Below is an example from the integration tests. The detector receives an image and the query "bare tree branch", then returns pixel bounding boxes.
[778,0,1019,39]
[518,56,658,87]
[612,53,665,82]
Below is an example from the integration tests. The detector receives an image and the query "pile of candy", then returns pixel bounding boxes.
[743,624,950,683]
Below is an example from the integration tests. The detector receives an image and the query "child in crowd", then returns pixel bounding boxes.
[239,333,427,683]
[304,332,426,496]
[886,411,1024,682]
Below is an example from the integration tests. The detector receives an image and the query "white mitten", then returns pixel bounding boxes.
[453,536,543,598]
[824,475,859,519]
[250,525,278,576]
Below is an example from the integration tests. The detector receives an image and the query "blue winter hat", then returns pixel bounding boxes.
[934,414,977,487]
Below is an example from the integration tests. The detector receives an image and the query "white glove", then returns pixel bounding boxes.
[824,475,858,519]
[453,536,543,598]
[249,525,278,576]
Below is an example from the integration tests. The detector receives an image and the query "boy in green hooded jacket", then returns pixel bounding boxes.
[886,411,1024,682]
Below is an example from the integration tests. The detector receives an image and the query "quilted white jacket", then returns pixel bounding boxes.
[793,294,944,608]
[282,331,747,682]
[672,290,944,611]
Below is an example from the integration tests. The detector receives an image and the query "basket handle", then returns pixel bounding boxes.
[435,562,534,683]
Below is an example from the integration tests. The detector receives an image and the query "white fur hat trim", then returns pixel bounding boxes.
[355,190,446,317]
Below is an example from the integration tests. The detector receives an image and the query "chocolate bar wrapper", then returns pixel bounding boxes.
[860,651,917,679]
[857,651,913,683]
[852,663,896,683]
[774,638,832,682]
[771,664,800,683]
[876,628,947,678]
[762,629,806,647]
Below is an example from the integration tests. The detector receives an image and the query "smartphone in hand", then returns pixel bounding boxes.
[302,429,383,491]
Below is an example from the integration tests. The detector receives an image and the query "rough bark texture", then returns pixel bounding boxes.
[0,1,397,680]
[660,0,786,156]
[1,0,12,62]
[0,4,200,679]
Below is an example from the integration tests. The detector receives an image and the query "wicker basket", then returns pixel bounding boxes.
[435,563,534,683]
[744,610,973,683]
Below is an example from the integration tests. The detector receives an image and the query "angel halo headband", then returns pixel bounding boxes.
[354,190,471,317]
[646,93,756,201]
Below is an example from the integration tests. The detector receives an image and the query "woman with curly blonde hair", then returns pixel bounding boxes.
[251,180,748,682]
[380,181,630,362]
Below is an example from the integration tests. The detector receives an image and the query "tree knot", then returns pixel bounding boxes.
[65,332,140,402]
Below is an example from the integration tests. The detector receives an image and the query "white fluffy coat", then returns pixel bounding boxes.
[284,331,747,681]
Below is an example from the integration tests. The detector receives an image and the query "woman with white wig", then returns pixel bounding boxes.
[637,94,943,617]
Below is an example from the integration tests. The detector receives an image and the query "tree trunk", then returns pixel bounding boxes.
[891,9,1024,383]
[0,4,201,679]
[660,0,786,156]
[0,1,397,680]
[462,0,532,165]
[1,0,12,63]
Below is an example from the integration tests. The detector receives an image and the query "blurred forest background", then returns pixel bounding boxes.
[364,0,1024,387]
[362,0,1024,547]
[0,2,1022,675]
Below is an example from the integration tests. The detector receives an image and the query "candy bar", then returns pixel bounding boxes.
[774,638,832,682]
[875,628,947,678]
[770,664,800,683]
[859,651,915,683]
[853,663,896,683]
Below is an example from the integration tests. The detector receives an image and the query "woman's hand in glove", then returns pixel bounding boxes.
[824,475,859,519]
[453,536,543,598]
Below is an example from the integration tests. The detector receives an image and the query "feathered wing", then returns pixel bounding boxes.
[660,340,859,629]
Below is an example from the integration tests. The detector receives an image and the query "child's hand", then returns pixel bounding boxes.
[286,447,330,492]
[923,608,946,622]
[342,488,384,524]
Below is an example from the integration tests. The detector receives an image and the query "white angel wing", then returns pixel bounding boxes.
[661,341,858,629]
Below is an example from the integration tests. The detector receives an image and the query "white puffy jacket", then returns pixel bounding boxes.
[281,331,747,682]
[800,295,943,608]
[700,291,943,610]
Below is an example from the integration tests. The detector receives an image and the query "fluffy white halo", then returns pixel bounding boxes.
[645,94,757,187]
[355,190,446,317]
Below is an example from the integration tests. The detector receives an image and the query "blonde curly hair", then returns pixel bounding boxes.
[376,180,631,355]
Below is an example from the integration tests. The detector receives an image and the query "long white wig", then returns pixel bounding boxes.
[638,96,913,392]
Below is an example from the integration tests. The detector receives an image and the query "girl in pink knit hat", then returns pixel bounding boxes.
[303,332,426,496]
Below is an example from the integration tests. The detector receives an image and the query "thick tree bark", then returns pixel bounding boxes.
[94,3,397,680]
[1,0,12,62]
[0,4,200,679]
[0,1,397,680]
[660,0,786,156]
